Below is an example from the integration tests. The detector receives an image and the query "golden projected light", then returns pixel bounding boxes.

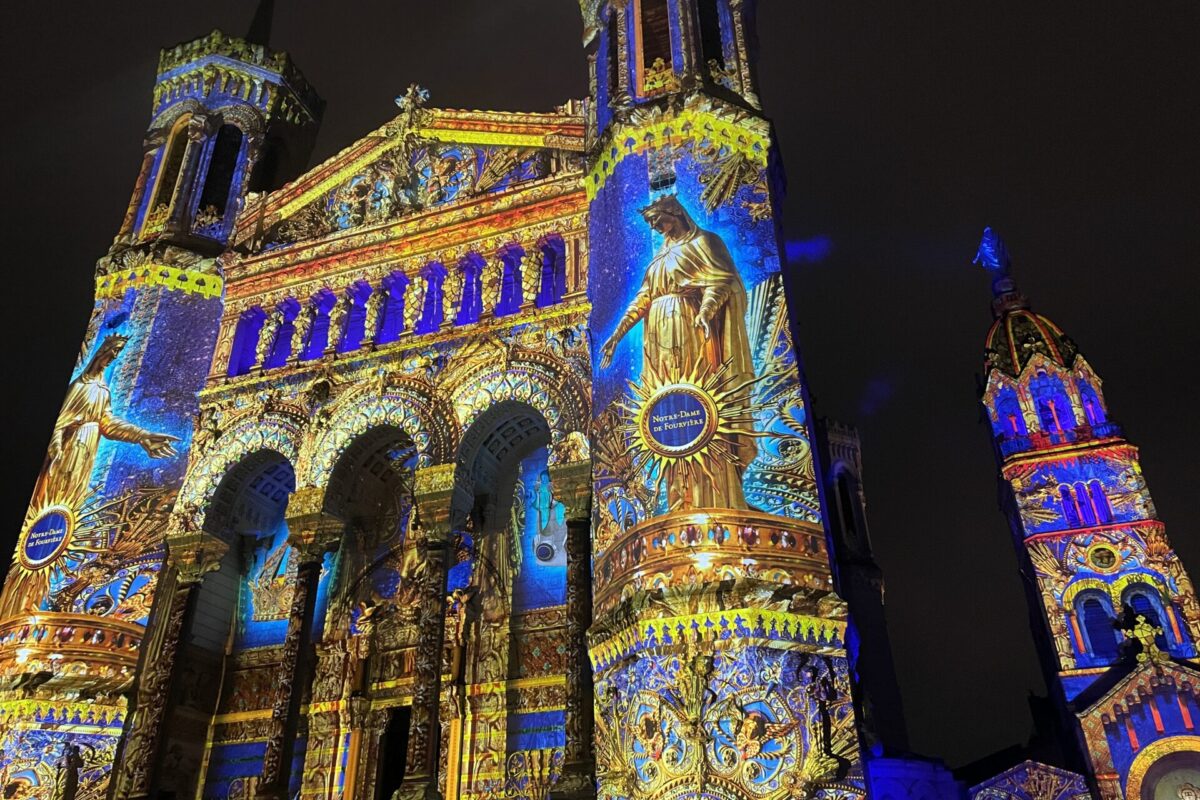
[0,488,172,622]
[618,357,765,507]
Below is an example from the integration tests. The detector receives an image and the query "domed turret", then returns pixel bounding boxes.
[974,228,1114,456]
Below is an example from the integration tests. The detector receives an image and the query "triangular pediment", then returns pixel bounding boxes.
[1076,659,1200,719]
[232,103,586,251]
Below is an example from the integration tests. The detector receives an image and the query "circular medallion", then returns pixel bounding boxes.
[19,506,74,570]
[639,383,718,458]
[1088,543,1119,573]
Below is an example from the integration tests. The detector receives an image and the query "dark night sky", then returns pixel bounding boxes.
[2,1,1197,770]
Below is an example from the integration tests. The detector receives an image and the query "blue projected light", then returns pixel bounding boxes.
[21,510,72,569]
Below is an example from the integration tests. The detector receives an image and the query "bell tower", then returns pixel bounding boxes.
[0,8,322,800]
[579,2,867,799]
[975,228,1200,799]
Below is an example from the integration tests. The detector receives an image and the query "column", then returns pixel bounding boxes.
[115,131,165,245]
[349,701,390,799]
[257,488,344,800]
[549,459,595,800]
[165,113,214,234]
[520,241,542,310]
[727,0,761,109]
[109,525,228,800]
[610,0,633,106]
[300,639,352,800]
[398,464,455,800]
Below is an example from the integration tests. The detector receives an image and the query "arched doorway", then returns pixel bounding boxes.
[157,449,294,799]
[313,425,419,800]
[447,401,568,798]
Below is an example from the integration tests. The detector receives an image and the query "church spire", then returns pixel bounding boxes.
[245,0,274,47]
[975,228,1200,796]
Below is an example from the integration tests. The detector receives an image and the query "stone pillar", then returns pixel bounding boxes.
[398,464,455,800]
[350,701,390,799]
[520,241,542,310]
[115,131,166,245]
[300,639,353,800]
[610,0,633,106]
[257,488,344,800]
[109,525,228,800]
[166,113,214,234]
[549,459,595,800]
[727,0,761,109]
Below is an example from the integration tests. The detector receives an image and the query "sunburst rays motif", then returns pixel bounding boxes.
[617,357,784,507]
[1,487,173,621]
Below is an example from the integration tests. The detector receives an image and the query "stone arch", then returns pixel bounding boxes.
[178,411,305,531]
[449,349,589,462]
[149,98,205,135]
[450,398,555,528]
[212,103,266,138]
[303,379,458,488]
[1125,735,1200,800]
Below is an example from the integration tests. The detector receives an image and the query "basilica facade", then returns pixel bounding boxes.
[0,3,1196,800]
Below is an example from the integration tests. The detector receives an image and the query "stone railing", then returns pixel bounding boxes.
[0,612,145,693]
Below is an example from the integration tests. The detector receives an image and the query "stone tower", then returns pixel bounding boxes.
[578,2,867,798]
[0,12,321,800]
[976,228,1200,799]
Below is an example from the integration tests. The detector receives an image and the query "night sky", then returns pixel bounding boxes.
[2,1,1197,770]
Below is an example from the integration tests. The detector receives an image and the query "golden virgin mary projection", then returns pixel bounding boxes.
[0,334,179,619]
[600,195,756,510]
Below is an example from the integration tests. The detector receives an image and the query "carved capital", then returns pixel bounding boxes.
[165,528,229,586]
[285,486,344,562]
[412,464,456,537]
[549,460,592,523]
[186,113,217,142]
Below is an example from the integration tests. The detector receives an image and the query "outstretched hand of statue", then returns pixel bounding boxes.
[599,336,618,370]
[695,314,712,341]
[140,432,180,459]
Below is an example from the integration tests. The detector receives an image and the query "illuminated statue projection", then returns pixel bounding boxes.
[1,335,179,619]
[600,194,755,511]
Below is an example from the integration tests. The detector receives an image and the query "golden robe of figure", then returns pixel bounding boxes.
[29,334,178,515]
[0,335,178,619]
[600,194,756,510]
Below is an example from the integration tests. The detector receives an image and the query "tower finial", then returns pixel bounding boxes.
[974,227,1027,315]
[245,0,274,47]
[973,227,1011,276]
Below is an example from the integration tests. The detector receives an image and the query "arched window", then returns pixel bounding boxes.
[536,237,567,308]
[416,263,447,334]
[227,307,265,377]
[456,254,485,326]
[1078,593,1121,661]
[1073,482,1097,527]
[496,246,524,317]
[1087,480,1112,525]
[697,0,727,80]
[1125,586,1171,651]
[834,470,864,555]
[376,272,408,345]
[993,387,1027,438]
[1029,369,1072,438]
[1058,485,1082,528]
[194,123,244,231]
[1078,380,1107,426]
[638,0,673,94]
[150,115,191,212]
